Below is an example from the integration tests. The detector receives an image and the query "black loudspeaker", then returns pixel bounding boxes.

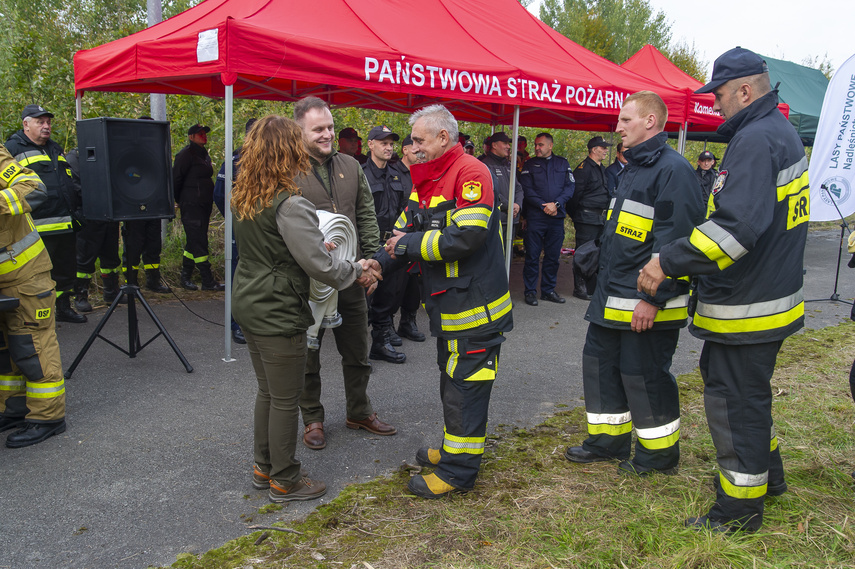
[77,117,174,221]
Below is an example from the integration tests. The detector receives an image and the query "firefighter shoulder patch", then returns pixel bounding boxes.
[461,180,482,202]
[712,170,728,195]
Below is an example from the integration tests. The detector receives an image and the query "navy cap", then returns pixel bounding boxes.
[188,124,210,135]
[402,134,413,146]
[22,104,53,120]
[698,150,717,161]
[587,136,613,150]
[696,47,769,94]
[463,139,475,148]
[338,127,361,140]
[367,125,399,141]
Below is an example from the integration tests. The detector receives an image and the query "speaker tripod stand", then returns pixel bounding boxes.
[64,285,193,378]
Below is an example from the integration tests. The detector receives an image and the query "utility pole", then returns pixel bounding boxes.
[147,0,168,241]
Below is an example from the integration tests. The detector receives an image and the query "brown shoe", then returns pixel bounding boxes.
[269,477,327,502]
[345,413,397,436]
[253,464,308,489]
[303,422,326,450]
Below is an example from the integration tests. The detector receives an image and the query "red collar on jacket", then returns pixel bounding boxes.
[410,143,464,198]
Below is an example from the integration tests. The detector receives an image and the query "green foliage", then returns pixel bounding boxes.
[802,54,835,80]
[665,40,709,82]
[540,0,672,64]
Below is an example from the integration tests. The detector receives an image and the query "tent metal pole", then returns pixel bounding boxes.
[75,93,82,121]
[223,85,235,362]
[505,105,520,277]
[678,122,688,155]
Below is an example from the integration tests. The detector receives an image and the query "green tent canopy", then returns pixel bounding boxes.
[762,55,829,146]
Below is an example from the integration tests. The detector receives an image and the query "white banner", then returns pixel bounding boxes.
[809,53,855,221]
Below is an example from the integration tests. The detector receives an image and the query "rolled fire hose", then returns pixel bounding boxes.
[306,210,358,350]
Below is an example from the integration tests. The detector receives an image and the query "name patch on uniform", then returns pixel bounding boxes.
[36,308,51,320]
[712,170,728,195]
[1,162,22,182]
[461,181,482,202]
[616,223,647,242]
[788,185,810,230]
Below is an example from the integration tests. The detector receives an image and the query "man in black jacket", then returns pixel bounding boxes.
[479,131,523,240]
[570,136,612,300]
[565,91,704,481]
[695,150,718,206]
[173,124,223,292]
[5,104,85,323]
[605,142,627,196]
[363,125,407,364]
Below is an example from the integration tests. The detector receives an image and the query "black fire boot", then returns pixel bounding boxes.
[145,268,171,293]
[397,311,426,342]
[572,265,590,301]
[387,326,403,346]
[199,264,225,292]
[56,293,87,324]
[180,259,198,291]
[74,277,93,313]
[102,273,122,305]
[369,327,406,364]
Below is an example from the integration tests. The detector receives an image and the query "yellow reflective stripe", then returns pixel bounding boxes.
[487,291,512,322]
[420,230,442,261]
[183,251,208,263]
[17,155,51,167]
[689,228,732,270]
[693,302,803,334]
[445,339,458,377]
[776,157,809,199]
[442,428,485,455]
[143,264,159,270]
[451,206,491,229]
[719,471,767,500]
[26,379,66,399]
[776,169,810,202]
[465,367,496,381]
[100,267,121,274]
[770,435,778,452]
[636,419,681,450]
[429,195,446,208]
[616,210,653,232]
[604,306,688,323]
[394,210,408,230]
[587,421,633,436]
[1,188,24,216]
[442,306,489,332]
[77,272,93,279]
[0,375,26,390]
[0,237,46,275]
[445,260,458,278]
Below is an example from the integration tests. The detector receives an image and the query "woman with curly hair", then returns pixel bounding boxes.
[231,115,381,502]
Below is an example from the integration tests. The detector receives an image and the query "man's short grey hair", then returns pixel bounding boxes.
[409,104,459,143]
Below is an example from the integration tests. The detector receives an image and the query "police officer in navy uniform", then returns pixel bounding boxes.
[519,132,575,306]
[570,136,612,300]
[639,47,810,533]
[363,125,408,364]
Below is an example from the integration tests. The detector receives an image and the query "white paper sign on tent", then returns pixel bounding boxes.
[197,29,218,63]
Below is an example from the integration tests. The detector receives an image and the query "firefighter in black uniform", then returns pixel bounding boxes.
[570,136,612,300]
[695,150,719,205]
[565,91,704,476]
[479,131,523,240]
[66,148,122,311]
[377,105,513,498]
[639,48,810,532]
[173,124,224,291]
[363,125,408,364]
[5,104,85,323]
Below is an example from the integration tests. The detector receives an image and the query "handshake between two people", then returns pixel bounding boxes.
[323,240,382,295]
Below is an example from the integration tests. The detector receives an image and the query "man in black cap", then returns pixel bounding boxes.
[639,47,810,533]
[173,123,224,291]
[5,105,86,323]
[338,128,367,165]
[695,150,718,205]
[479,131,523,239]
[462,139,475,156]
[363,125,408,364]
[570,136,613,300]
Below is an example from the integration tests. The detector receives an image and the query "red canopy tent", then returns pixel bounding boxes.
[72,0,689,357]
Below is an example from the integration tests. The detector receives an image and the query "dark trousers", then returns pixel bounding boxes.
[522,214,564,296]
[42,233,76,296]
[245,330,306,486]
[581,323,681,470]
[299,283,373,424]
[180,203,212,270]
[434,333,504,489]
[76,221,121,275]
[368,263,407,330]
[573,221,604,294]
[123,219,163,271]
[700,340,785,530]
[400,271,421,314]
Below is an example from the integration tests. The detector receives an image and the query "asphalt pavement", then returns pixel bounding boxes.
[2,229,853,569]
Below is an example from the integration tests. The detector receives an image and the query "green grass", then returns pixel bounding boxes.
[159,322,855,569]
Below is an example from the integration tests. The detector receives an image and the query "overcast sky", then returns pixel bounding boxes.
[527,0,852,77]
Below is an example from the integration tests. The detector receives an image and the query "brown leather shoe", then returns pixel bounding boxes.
[345,413,397,436]
[303,422,326,450]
